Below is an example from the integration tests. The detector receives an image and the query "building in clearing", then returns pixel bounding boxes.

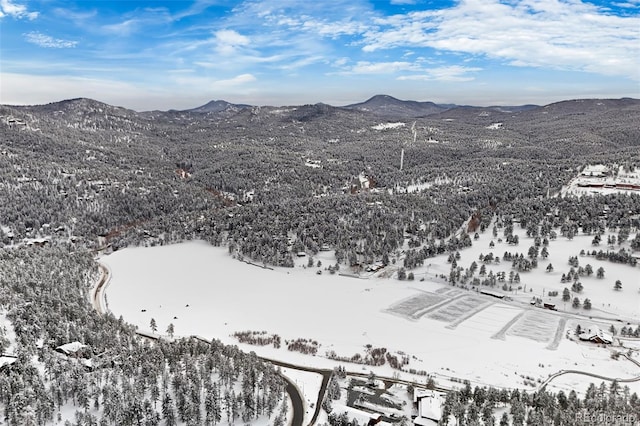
[347,172,373,193]
[581,164,609,177]
[413,389,445,425]
[56,341,89,356]
[578,327,613,344]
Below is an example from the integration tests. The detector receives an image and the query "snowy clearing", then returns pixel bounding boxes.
[101,228,640,396]
[372,122,405,131]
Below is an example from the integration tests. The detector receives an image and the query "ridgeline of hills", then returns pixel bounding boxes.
[181,94,539,117]
[178,94,624,118]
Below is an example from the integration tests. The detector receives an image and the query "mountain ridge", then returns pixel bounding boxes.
[4,96,639,119]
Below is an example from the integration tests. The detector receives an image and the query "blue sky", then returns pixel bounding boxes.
[1,0,639,110]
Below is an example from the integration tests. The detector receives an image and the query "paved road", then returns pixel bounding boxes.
[260,357,333,426]
[91,263,110,314]
[283,376,305,426]
[539,353,640,391]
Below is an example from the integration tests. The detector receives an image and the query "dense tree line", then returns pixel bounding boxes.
[0,245,286,425]
[439,379,640,426]
[3,99,639,270]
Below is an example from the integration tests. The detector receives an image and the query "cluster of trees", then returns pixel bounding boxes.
[321,371,343,414]
[285,338,319,355]
[385,352,410,370]
[561,263,599,282]
[232,331,282,348]
[439,379,640,426]
[325,346,407,369]
[0,245,287,424]
[619,325,640,337]
[591,248,638,267]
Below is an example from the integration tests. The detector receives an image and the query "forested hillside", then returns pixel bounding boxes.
[2,97,638,265]
[1,96,639,424]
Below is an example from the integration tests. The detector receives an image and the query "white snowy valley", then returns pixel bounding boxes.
[100,218,640,424]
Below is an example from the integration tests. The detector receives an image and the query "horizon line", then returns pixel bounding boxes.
[2,94,639,113]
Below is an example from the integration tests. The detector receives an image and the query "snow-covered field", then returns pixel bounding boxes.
[372,122,405,131]
[101,224,640,396]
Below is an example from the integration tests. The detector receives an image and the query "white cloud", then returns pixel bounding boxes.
[344,61,419,74]
[52,7,97,24]
[24,32,78,48]
[212,73,256,87]
[612,1,640,7]
[397,65,482,82]
[100,8,172,36]
[299,18,367,38]
[278,55,325,70]
[171,72,256,93]
[333,60,478,80]
[214,29,250,55]
[361,0,640,80]
[102,19,140,36]
[0,0,38,19]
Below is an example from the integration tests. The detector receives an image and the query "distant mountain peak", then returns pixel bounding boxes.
[56,98,110,108]
[345,94,447,118]
[30,97,134,116]
[187,100,250,113]
[368,94,400,101]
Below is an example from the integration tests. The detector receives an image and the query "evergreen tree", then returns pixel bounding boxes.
[481,403,495,426]
[584,264,593,276]
[161,394,177,426]
[499,412,509,426]
[511,399,526,425]
[327,373,342,400]
[571,281,583,293]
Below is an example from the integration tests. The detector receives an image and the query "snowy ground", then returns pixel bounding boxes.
[101,225,640,397]
[372,122,405,131]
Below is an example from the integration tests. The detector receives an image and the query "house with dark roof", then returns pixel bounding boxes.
[579,327,613,344]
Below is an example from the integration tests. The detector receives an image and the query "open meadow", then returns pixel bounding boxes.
[101,220,640,396]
